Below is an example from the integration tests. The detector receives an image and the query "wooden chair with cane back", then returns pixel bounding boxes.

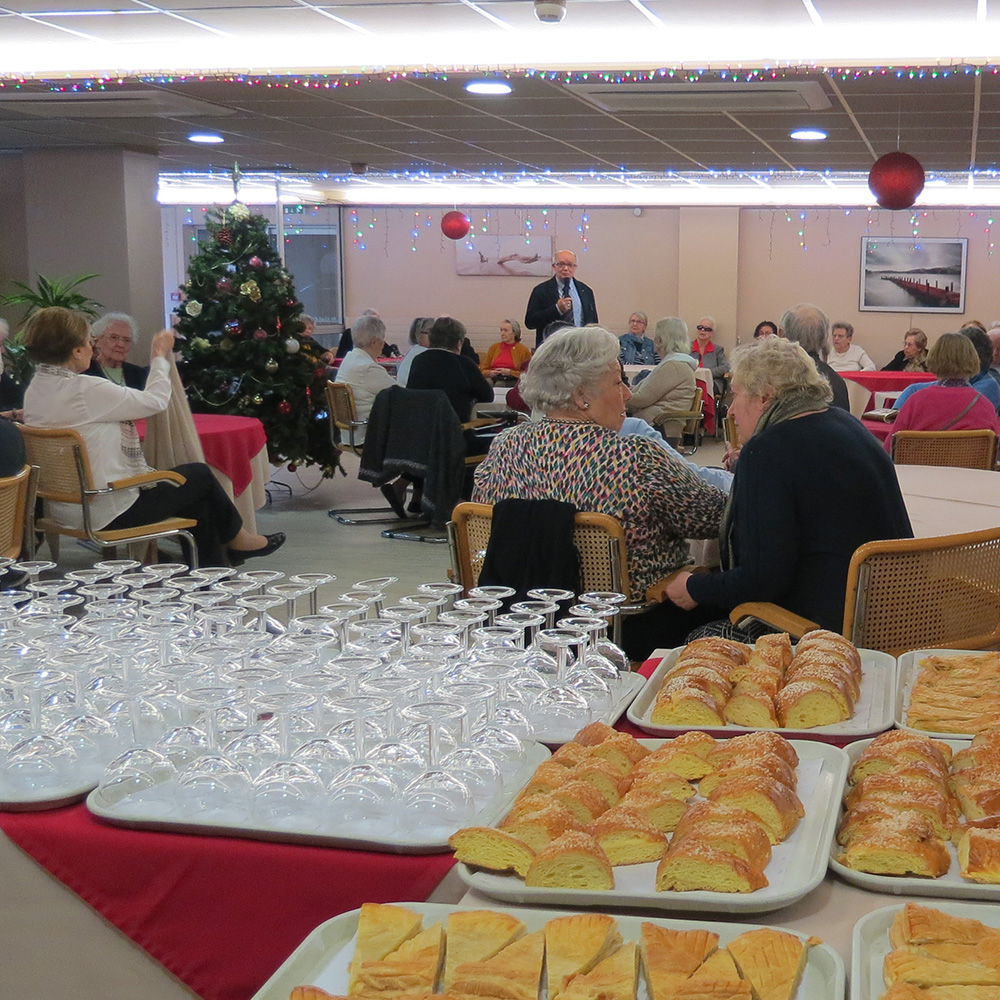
[890,429,997,470]
[0,464,37,561]
[729,526,1000,657]
[655,385,704,456]
[18,425,199,568]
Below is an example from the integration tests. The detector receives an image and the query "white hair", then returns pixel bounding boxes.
[91,312,138,340]
[521,326,619,411]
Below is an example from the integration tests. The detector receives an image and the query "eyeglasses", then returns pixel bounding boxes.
[553,261,577,268]
[696,325,714,332]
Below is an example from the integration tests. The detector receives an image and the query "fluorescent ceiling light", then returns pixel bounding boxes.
[187,132,224,143]
[464,80,513,95]
[790,128,827,141]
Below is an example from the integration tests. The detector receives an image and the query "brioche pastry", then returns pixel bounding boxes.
[551,742,594,767]
[353,922,445,997]
[551,779,611,824]
[837,809,941,850]
[751,632,793,669]
[726,928,814,1000]
[524,831,614,890]
[448,827,535,877]
[585,808,668,865]
[587,733,648,776]
[729,666,784,697]
[574,721,619,746]
[706,773,804,843]
[722,689,779,729]
[698,754,797,798]
[442,911,526,991]
[558,942,637,1000]
[890,902,1000,948]
[680,636,751,664]
[544,913,623,998]
[570,757,629,807]
[837,828,951,878]
[794,628,862,672]
[650,686,725,726]
[784,654,860,702]
[958,827,1000,883]
[505,793,561,822]
[498,803,584,851]
[780,663,855,714]
[348,904,424,993]
[775,680,847,728]
[612,789,688,833]
[707,732,799,771]
[625,763,696,801]
[668,821,771,871]
[449,929,545,1000]
[639,922,720,999]
[673,801,771,842]
[658,669,730,707]
[655,841,768,893]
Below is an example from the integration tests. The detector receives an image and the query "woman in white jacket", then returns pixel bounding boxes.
[626,317,698,443]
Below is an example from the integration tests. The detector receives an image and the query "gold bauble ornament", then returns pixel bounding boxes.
[240,279,261,302]
[251,394,264,405]
[264,358,279,374]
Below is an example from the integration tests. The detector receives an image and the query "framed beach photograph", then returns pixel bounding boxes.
[859,236,968,313]
[455,235,552,276]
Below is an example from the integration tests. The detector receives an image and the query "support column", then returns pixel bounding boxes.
[677,207,741,348]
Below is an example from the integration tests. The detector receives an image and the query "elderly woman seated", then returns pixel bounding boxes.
[666,337,911,634]
[480,319,533,385]
[86,313,150,389]
[626,317,698,444]
[473,325,728,660]
[618,311,659,366]
[22,307,284,567]
[882,327,929,372]
[886,332,1000,453]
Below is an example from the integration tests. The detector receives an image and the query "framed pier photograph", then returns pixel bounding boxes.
[859,236,967,313]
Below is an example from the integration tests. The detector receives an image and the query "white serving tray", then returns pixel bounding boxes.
[0,776,97,812]
[626,646,897,740]
[458,738,848,914]
[830,737,1000,900]
[851,900,1000,1000]
[251,900,845,1000]
[895,647,997,739]
[536,671,645,745]
[86,741,550,854]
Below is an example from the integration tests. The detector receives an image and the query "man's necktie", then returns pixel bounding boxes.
[562,280,570,301]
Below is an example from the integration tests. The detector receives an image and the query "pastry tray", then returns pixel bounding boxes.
[251,900,845,1000]
[895,647,996,739]
[851,900,1000,1000]
[626,647,897,740]
[0,777,97,812]
[830,737,1000,900]
[86,742,550,854]
[537,671,645,746]
[457,739,848,914]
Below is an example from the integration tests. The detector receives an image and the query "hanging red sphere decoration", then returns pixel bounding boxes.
[441,210,471,240]
[278,400,293,415]
[868,152,925,210]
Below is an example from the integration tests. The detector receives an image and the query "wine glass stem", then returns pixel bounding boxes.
[555,644,568,682]
[28,686,43,733]
[308,589,319,616]
[278,711,291,756]
[353,715,365,758]
[285,598,296,623]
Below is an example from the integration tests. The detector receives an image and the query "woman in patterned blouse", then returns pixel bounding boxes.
[473,326,728,660]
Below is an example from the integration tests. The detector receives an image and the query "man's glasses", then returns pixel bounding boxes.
[553,261,577,268]
[696,325,714,332]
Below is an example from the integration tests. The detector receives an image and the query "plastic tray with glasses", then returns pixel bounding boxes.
[830,730,1000,901]
[627,631,896,740]
[895,648,1000,739]
[451,722,848,914]
[250,900,844,1000]
[850,899,1000,1000]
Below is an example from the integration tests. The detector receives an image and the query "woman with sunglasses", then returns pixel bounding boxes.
[690,316,729,379]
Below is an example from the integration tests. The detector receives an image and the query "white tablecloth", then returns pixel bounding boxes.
[895,464,1000,537]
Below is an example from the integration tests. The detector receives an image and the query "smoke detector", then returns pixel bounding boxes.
[534,0,566,23]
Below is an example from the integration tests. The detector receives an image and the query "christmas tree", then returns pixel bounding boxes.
[174,200,337,476]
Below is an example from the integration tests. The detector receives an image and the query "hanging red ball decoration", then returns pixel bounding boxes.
[868,152,925,210]
[278,400,293,415]
[441,210,471,240]
[287,463,297,472]
[248,256,264,269]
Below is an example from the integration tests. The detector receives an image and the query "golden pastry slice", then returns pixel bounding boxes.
[559,943,637,1000]
[448,827,535,877]
[959,828,1000,884]
[290,987,339,1000]
[449,929,545,1000]
[688,948,744,984]
[354,922,445,997]
[524,831,614,890]
[442,911,526,991]
[671,982,753,1000]
[727,928,813,1000]
[890,902,1000,948]
[640,922,719,1000]
[883,985,1000,1000]
[545,913,623,999]
[348,904,424,994]
[884,950,1000,987]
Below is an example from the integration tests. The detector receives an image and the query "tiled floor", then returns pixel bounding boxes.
[48,436,730,607]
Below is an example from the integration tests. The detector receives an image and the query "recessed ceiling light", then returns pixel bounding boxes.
[790,128,827,141]
[188,132,225,144]
[464,80,512,96]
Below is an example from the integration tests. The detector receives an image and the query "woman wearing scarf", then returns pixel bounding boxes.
[22,307,284,567]
[665,337,911,632]
[689,315,729,379]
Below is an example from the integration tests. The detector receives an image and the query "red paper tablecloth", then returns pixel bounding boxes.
[0,806,454,1000]
[861,417,893,443]
[137,413,267,496]
[839,370,936,411]
[695,374,716,436]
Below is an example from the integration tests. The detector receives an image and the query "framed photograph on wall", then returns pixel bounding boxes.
[860,236,968,313]
[455,235,552,276]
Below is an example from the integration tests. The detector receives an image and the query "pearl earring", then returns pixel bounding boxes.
[583,402,590,409]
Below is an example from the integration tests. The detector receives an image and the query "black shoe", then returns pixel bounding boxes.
[380,483,408,519]
[406,494,423,515]
[228,532,286,565]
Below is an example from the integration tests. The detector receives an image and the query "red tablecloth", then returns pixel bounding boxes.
[839,370,936,411]
[861,417,893,443]
[0,805,455,1000]
[136,413,267,497]
[695,374,716,436]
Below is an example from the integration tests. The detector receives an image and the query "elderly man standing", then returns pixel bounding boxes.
[779,303,850,411]
[524,249,598,348]
[86,313,149,389]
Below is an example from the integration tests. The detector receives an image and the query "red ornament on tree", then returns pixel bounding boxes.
[441,210,471,240]
[287,463,297,472]
[248,256,264,269]
[278,400,293,415]
[868,152,925,210]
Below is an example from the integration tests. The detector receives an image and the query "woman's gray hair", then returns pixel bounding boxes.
[731,337,832,405]
[653,317,689,356]
[629,311,648,326]
[502,318,522,342]
[407,316,433,345]
[520,326,619,411]
[781,303,831,361]
[353,313,386,349]
[91,312,139,341]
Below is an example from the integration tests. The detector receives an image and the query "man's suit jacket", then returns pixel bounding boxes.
[524,276,598,347]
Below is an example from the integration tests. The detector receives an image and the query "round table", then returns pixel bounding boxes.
[895,463,1000,536]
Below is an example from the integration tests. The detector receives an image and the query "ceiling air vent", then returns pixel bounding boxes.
[0,90,234,119]
[563,80,831,113]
